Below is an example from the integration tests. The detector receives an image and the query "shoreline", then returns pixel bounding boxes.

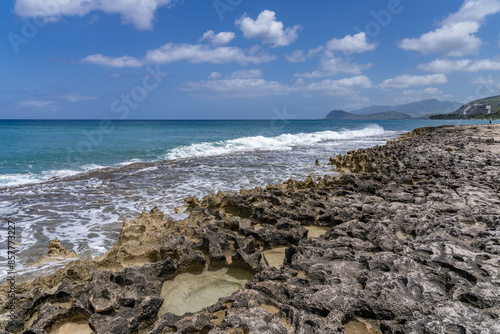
[1,124,499,333]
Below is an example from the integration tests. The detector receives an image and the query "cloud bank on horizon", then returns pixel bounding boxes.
[3,0,500,119]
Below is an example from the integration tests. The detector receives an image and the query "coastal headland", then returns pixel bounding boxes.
[1,124,499,333]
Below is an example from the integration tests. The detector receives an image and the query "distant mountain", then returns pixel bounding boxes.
[323,110,353,119]
[431,95,500,119]
[323,110,412,120]
[351,99,462,118]
[361,111,413,120]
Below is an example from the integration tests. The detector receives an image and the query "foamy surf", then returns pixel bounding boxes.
[0,164,107,189]
[164,125,387,160]
[1,120,414,284]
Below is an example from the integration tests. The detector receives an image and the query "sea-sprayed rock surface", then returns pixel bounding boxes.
[1,124,499,333]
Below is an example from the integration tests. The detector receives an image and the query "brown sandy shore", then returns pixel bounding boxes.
[1,124,499,334]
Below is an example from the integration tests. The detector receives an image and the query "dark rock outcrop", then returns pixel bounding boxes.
[1,124,499,333]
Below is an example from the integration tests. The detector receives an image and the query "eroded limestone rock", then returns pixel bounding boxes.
[1,124,499,334]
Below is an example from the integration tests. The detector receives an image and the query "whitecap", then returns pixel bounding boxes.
[162,125,387,160]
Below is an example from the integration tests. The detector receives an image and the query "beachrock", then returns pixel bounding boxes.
[2,124,500,334]
[29,238,79,267]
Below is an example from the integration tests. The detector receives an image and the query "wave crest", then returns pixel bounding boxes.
[163,125,386,160]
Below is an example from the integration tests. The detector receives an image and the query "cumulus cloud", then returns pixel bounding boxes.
[82,54,144,68]
[14,0,175,30]
[419,58,500,73]
[471,76,497,85]
[291,33,375,77]
[180,74,371,98]
[227,69,263,78]
[181,78,286,97]
[199,31,236,46]
[83,43,275,67]
[208,72,223,80]
[399,0,500,56]
[303,76,372,94]
[393,87,453,104]
[286,50,307,63]
[326,32,377,54]
[295,55,372,78]
[380,74,448,89]
[236,10,301,47]
[399,22,481,57]
[285,46,324,63]
[444,0,500,24]
[144,43,275,65]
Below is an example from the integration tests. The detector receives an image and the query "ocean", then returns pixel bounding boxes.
[0,119,490,282]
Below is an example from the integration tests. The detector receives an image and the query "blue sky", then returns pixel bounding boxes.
[1,0,500,119]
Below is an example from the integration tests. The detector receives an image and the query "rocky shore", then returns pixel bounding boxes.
[1,124,499,334]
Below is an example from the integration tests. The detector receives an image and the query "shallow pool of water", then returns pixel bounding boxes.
[159,267,253,316]
[263,247,288,267]
[51,322,94,334]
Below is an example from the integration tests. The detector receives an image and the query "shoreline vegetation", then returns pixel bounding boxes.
[1,124,500,333]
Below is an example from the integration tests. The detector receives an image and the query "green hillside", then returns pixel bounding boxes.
[431,95,500,119]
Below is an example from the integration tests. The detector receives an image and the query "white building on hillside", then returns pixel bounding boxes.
[461,104,492,116]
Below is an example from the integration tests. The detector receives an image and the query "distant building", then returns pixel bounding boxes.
[461,104,492,116]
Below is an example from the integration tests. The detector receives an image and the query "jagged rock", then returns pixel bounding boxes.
[29,238,79,268]
[2,125,500,334]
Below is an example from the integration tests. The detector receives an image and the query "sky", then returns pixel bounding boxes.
[1,0,500,119]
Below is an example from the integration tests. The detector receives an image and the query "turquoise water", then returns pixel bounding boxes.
[0,119,490,281]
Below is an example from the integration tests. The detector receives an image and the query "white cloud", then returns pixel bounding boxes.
[290,33,374,77]
[82,54,144,68]
[181,78,287,97]
[199,31,236,46]
[236,10,301,47]
[380,74,448,89]
[326,32,377,54]
[464,59,500,71]
[399,22,482,57]
[399,0,500,57]
[14,0,175,30]
[419,58,500,73]
[418,59,472,73]
[393,87,453,104]
[228,69,263,78]
[321,54,372,75]
[208,72,223,80]
[303,76,372,94]
[144,43,275,65]
[180,75,371,98]
[471,76,496,84]
[295,55,372,78]
[83,43,276,67]
[285,47,324,63]
[286,50,307,63]
[18,100,57,109]
[444,0,500,24]
[60,95,97,102]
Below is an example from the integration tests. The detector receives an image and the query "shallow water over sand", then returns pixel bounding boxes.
[159,267,254,316]
[304,225,330,238]
[263,247,288,267]
[51,322,94,334]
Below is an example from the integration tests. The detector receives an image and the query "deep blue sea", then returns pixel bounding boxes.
[0,119,491,281]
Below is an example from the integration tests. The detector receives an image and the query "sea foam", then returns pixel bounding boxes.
[163,125,386,160]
